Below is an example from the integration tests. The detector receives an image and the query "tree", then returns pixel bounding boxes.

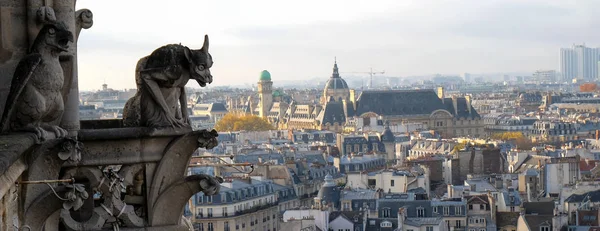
[452,142,467,153]
[491,131,524,140]
[492,131,535,150]
[214,113,274,132]
[514,137,535,150]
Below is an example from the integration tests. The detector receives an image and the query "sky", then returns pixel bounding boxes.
[76,0,600,91]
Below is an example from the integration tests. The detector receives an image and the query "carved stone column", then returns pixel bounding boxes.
[52,0,92,137]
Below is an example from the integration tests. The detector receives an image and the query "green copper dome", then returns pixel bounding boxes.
[259,70,271,81]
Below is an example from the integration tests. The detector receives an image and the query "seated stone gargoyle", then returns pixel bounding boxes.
[0,22,73,142]
[123,35,213,129]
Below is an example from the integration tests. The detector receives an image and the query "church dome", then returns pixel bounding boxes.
[259,70,271,81]
[325,61,348,90]
[325,77,349,90]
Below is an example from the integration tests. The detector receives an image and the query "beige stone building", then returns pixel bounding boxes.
[253,62,354,133]
[189,178,296,231]
[353,87,484,138]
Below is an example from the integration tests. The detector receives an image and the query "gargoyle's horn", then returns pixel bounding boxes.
[201,34,209,54]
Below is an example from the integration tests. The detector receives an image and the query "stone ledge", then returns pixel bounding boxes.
[0,132,55,175]
[78,127,193,141]
[67,129,202,167]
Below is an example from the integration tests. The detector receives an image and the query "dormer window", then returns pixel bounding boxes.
[381,221,393,228]
[382,208,391,218]
[540,226,550,231]
[417,207,425,217]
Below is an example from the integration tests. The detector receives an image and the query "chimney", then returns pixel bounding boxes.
[452,95,459,115]
[397,208,406,231]
[465,95,472,114]
[488,191,497,223]
[595,130,599,140]
[349,89,356,105]
[495,176,503,189]
[526,183,532,202]
[437,87,445,99]
[506,179,513,188]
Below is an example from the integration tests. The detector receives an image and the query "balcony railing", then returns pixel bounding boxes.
[192,202,279,220]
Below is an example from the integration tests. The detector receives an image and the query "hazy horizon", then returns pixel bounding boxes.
[76,0,600,91]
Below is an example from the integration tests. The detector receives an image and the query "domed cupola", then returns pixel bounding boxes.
[314,174,340,210]
[322,58,350,105]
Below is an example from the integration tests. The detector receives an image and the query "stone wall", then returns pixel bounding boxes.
[457,148,505,183]
[0,184,19,231]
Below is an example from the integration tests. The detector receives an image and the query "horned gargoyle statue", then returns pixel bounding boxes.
[123,35,213,128]
[0,22,74,142]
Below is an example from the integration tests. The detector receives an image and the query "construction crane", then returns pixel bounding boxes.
[342,67,385,89]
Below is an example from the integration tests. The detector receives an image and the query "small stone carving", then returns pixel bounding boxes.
[63,183,89,211]
[36,6,57,24]
[123,35,214,128]
[198,129,219,149]
[186,174,223,196]
[57,137,83,162]
[75,9,93,39]
[0,22,74,142]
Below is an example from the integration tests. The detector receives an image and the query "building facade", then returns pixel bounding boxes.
[560,44,600,81]
[189,178,289,231]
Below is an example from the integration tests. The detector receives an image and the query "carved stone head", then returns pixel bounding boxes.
[184,35,213,87]
[30,22,74,54]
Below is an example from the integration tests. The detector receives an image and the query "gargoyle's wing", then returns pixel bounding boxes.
[0,54,42,132]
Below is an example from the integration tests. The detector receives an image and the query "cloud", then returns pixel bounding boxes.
[75,0,600,90]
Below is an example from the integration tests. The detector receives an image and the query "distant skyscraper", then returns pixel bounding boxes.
[560,44,600,81]
[462,73,471,83]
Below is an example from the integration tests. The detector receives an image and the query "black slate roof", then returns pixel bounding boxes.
[355,90,446,116]
[522,201,555,215]
[329,211,365,223]
[317,100,346,125]
[381,126,395,142]
[565,189,600,203]
[523,215,553,231]
[366,218,397,231]
[377,200,432,218]
[354,89,481,119]
[195,103,228,112]
[441,98,480,119]
[496,212,520,228]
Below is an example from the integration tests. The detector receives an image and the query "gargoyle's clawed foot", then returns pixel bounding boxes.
[18,125,49,142]
[44,125,68,138]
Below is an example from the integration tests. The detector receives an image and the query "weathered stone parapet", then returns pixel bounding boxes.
[0,133,41,176]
